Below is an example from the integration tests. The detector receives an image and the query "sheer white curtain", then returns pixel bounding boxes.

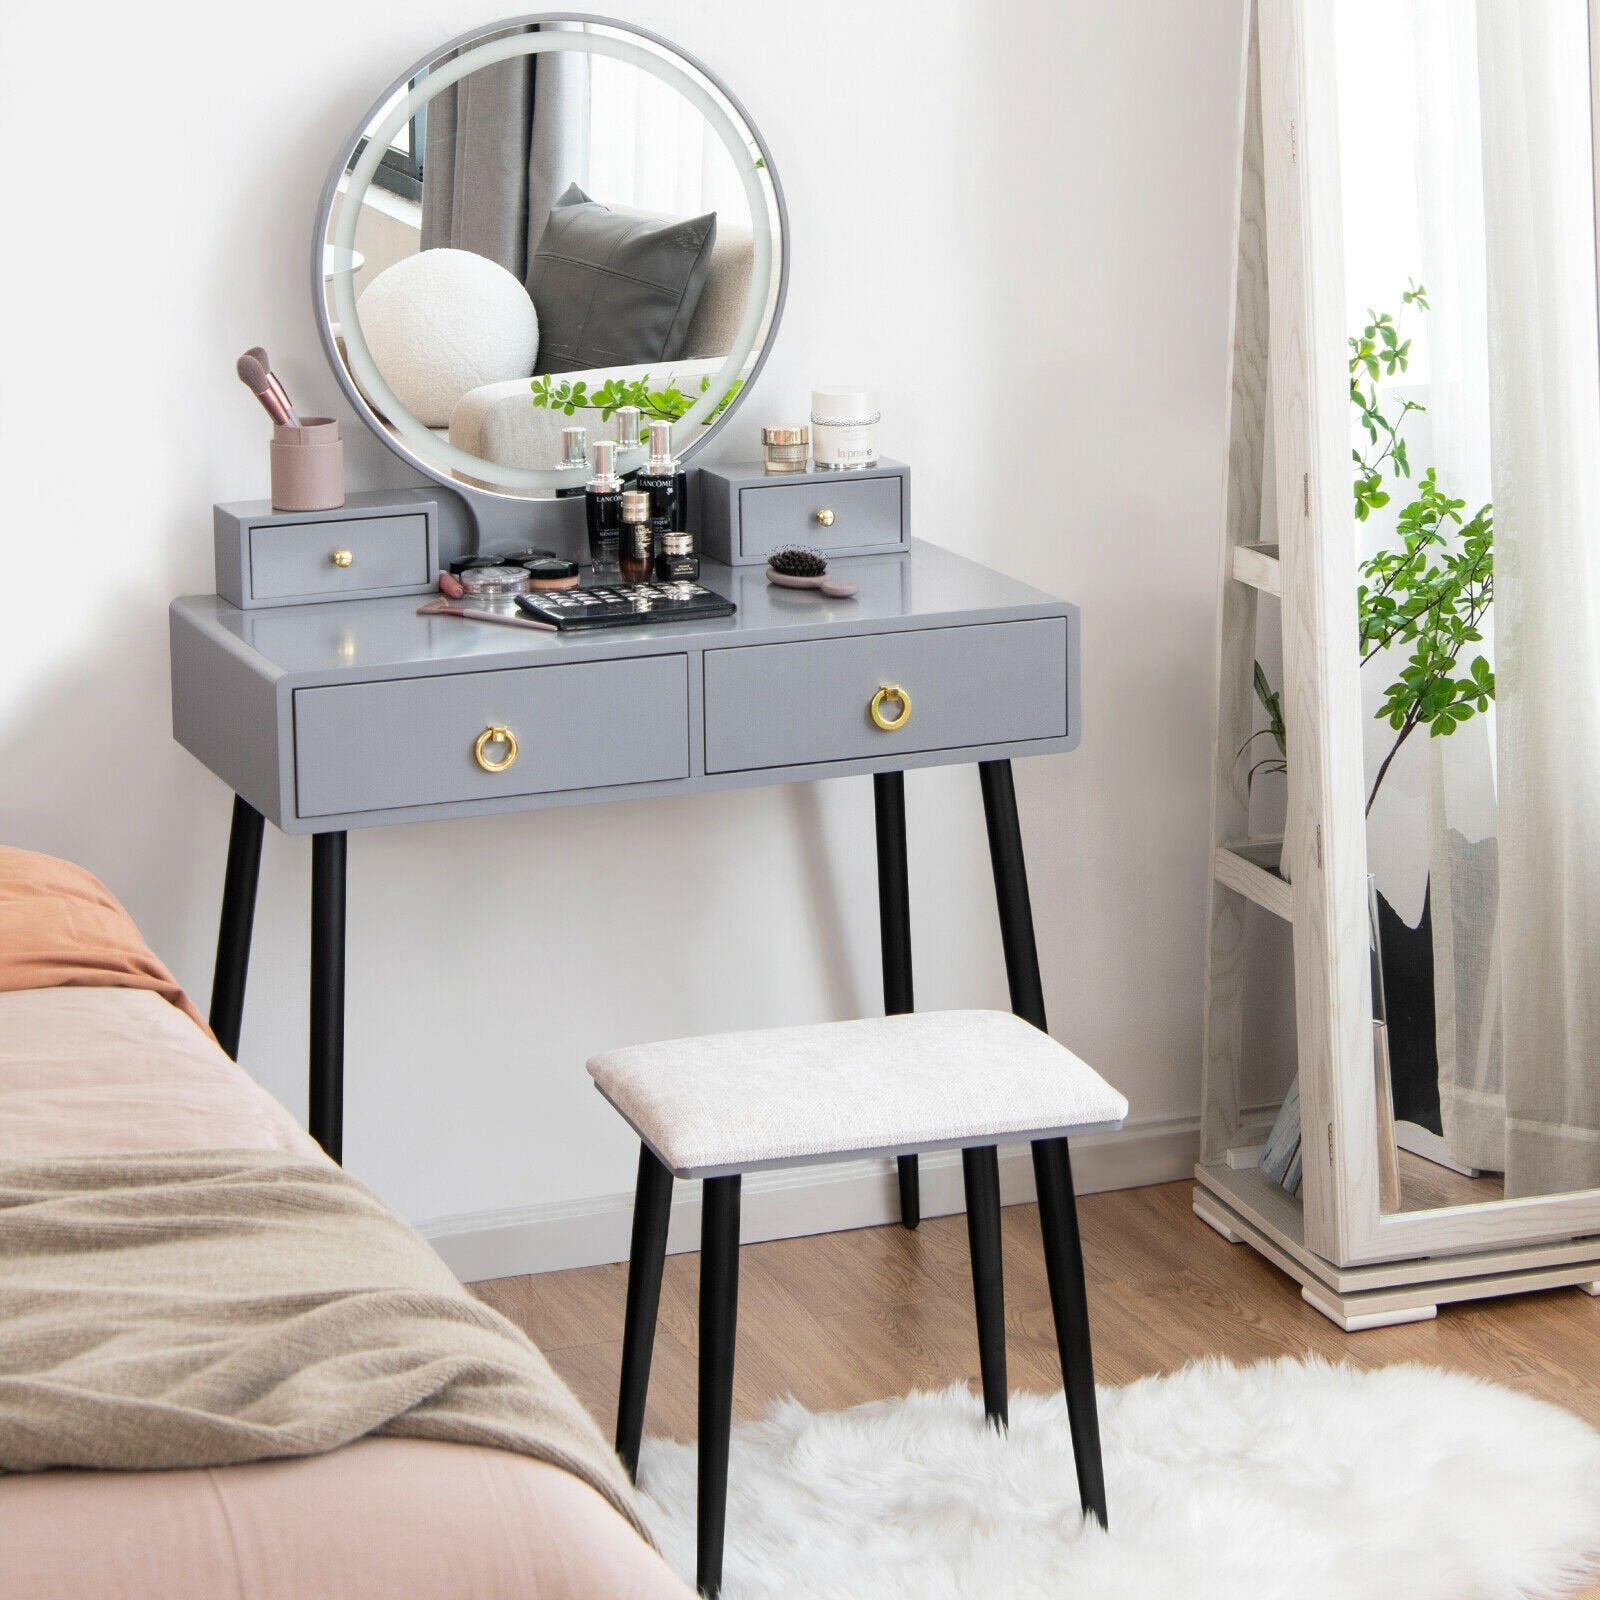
[1475,0,1600,1196]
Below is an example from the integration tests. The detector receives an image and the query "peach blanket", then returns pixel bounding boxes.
[0,846,209,1035]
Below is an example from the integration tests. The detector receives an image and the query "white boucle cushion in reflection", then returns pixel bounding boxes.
[587,1010,1128,1176]
[356,248,539,427]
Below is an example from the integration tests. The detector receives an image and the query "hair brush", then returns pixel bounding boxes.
[765,546,859,598]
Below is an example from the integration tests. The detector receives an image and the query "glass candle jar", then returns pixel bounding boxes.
[810,389,879,470]
[761,425,810,475]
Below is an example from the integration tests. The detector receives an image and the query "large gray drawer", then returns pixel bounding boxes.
[738,474,903,561]
[294,654,689,817]
[251,514,430,603]
[703,619,1068,773]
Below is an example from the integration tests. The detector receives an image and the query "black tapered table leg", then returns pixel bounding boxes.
[210,795,264,1061]
[697,1175,741,1599]
[873,770,919,1229]
[309,832,347,1164]
[616,1147,674,1480]
[978,759,1047,1031]
[961,1145,1009,1428]
[1033,1137,1108,1528]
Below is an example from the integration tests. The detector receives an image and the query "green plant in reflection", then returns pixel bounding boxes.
[1249,283,1496,816]
[530,372,743,435]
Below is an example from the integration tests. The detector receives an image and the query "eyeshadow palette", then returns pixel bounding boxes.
[515,581,736,630]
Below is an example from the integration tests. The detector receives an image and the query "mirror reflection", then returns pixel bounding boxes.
[1330,0,1600,1210]
[322,21,782,496]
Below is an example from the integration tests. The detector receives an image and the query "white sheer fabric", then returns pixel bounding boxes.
[1475,0,1600,1196]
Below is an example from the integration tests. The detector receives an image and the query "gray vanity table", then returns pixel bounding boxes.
[169,541,1081,1202]
[172,13,1085,1255]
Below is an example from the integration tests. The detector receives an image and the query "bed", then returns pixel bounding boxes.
[0,847,689,1600]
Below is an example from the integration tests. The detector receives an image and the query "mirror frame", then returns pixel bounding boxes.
[1265,0,1600,1264]
[311,12,789,531]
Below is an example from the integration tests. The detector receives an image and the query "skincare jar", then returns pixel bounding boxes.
[809,390,879,471]
[761,425,810,474]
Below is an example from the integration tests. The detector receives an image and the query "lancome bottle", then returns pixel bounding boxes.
[556,425,587,498]
[613,406,644,479]
[585,439,623,579]
[637,419,688,533]
[619,490,654,584]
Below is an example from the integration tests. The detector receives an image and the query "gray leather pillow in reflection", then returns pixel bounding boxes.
[529,183,718,374]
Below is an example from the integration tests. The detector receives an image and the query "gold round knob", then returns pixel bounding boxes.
[473,724,519,773]
[869,684,912,732]
[331,549,354,568]
[814,508,836,527]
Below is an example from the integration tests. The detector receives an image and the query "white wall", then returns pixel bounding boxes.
[0,0,1256,1271]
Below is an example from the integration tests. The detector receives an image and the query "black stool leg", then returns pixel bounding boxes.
[961,1145,1009,1428]
[616,1147,674,1480]
[697,1175,741,1599]
[873,770,920,1229]
[309,831,347,1164]
[210,795,264,1060]
[1033,1137,1108,1529]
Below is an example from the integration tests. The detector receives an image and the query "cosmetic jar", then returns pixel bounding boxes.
[458,564,530,610]
[761,425,810,475]
[655,530,700,583]
[524,556,581,590]
[270,417,344,511]
[449,549,553,576]
[810,389,879,471]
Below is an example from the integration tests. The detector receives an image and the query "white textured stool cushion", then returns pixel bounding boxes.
[587,1010,1128,1177]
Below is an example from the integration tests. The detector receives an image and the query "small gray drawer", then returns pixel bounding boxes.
[294,654,689,818]
[251,514,429,602]
[738,474,902,562]
[703,619,1068,774]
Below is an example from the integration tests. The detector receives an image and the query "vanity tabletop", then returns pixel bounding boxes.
[172,540,1074,686]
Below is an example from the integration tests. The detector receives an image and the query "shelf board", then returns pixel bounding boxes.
[1230,542,1281,595]
[1213,840,1293,920]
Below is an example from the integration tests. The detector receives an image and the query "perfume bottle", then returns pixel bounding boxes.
[636,419,688,533]
[585,439,623,580]
[614,406,644,478]
[556,425,587,497]
[619,489,654,584]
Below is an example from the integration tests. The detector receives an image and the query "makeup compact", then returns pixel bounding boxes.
[524,556,582,590]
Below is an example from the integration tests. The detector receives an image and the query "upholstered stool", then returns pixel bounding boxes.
[589,1009,1128,1597]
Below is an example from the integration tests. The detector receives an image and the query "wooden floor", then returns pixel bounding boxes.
[473,1179,1600,1586]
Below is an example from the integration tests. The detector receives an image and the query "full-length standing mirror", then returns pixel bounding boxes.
[1195,0,1600,1328]
[313,15,787,523]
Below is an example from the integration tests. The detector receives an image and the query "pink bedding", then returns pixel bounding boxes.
[0,985,689,1599]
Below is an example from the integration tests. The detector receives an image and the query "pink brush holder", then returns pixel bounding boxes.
[270,417,344,512]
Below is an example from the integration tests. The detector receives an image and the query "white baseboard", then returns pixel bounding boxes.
[420,1113,1200,1283]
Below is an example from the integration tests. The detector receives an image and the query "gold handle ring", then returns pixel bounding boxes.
[331,549,354,568]
[814,508,835,527]
[473,724,519,773]
[869,684,912,732]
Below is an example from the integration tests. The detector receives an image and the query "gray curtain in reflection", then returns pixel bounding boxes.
[421,25,589,292]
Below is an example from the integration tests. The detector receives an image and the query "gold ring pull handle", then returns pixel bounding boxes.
[814,508,835,527]
[331,549,354,568]
[869,684,912,732]
[473,724,519,773]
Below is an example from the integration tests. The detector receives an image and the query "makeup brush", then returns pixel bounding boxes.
[236,353,291,427]
[245,346,298,426]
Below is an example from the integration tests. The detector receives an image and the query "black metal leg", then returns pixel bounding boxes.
[309,832,347,1164]
[210,795,264,1060]
[873,770,920,1229]
[616,1147,674,1480]
[978,760,1047,1031]
[696,1175,741,1599]
[1033,1137,1108,1529]
[961,1145,1009,1428]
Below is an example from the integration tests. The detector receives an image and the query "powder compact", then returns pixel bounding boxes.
[524,556,582,591]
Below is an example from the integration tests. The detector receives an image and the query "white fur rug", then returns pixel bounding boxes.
[637,1358,1600,1599]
